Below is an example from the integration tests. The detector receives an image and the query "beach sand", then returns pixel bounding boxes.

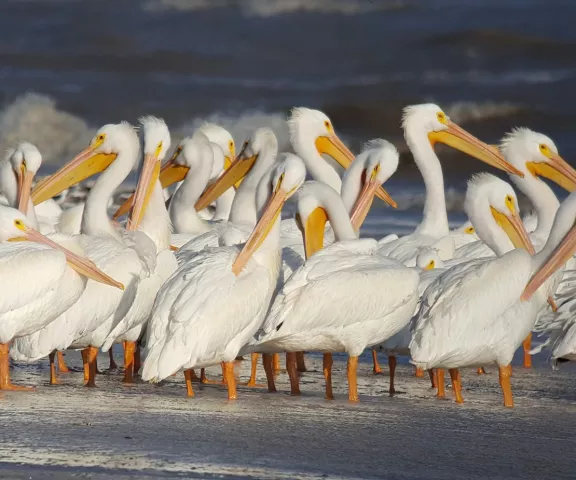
[1,348,575,479]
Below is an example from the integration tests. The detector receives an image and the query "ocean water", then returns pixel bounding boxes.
[0,0,574,236]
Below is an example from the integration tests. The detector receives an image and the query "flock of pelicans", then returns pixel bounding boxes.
[2,104,576,409]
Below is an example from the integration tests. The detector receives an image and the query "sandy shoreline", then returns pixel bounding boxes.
[1,348,575,479]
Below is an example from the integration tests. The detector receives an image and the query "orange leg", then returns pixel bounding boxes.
[477,367,486,375]
[57,351,70,373]
[499,364,514,408]
[285,352,301,395]
[449,368,464,404]
[241,353,263,387]
[523,333,532,368]
[415,366,424,378]
[263,353,277,393]
[0,343,35,391]
[133,345,141,376]
[347,355,359,403]
[323,353,334,400]
[84,346,98,388]
[108,348,118,371]
[123,341,136,384]
[388,355,397,396]
[436,368,446,398]
[184,369,195,397]
[81,349,89,382]
[273,353,281,376]
[295,351,307,372]
[49,351,60,385]
[372,349,383,375]
[428,369,437,388]
[200,364,226,385]
[223,361,237,400]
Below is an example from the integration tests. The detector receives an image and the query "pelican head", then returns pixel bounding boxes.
[288,107,354,169]
[523,191,576,301]
[196,123,235,168]
[452,221,476,236]
[402,104,524,177]
[465,173,533,256]
[232,154,306,275]
[31,122,138,205]
[500,128,576,192]
[9,142,42,214]
[416,250,444,270]
[127,116,171,230]
[195,127,278,212]
[0,205,123,289]
[343,139,399,231]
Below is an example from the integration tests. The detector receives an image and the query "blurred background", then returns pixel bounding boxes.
[0,0,574,234]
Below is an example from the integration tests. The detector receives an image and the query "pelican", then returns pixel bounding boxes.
[0,143,62,233]
[409,173,568,407]
[113,123,237,223]
[455,128,576,260]
[169,127,279,252]
[142,154,306,400]
[375,104,524,265]
[12,122,161,387]
[251,178,419,402]
[0,205,123,389]
[281,139,398,280]
[98,117,178,382]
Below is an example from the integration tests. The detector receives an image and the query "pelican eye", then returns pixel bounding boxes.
[436,112,447,124]
[539,144,550,156]
[427,260,435,270]
[14,219,26,231]
[324,120,332,132]
[505,194,515,213]
[96,134,105,142]
[465,226,475,234]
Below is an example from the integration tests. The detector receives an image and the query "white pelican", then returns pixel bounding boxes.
[409,173,571,407]
[281,139,399,281]
[375,104,524,265]
[455,128,576,260]
[142,154,306,399]
[98,117,178,382]
[113,123,237,223]
[288,107,392,205]
[0,205,123,389]
[13,122,159,387]
[251,180,419,402]
[0,143,62,233]
[169,128,279,251]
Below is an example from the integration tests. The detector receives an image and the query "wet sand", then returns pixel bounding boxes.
[1,349,575,479]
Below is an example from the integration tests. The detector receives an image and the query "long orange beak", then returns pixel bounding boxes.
[315,133,394,206]
[15,227,124,289]
[127,153,160,231]
[429,120,524,178]
[16,164,35,214]
[113,147,187,220]
[31,145,117,205]
[195,144,256,212]
[495,208,557,310]
[527,152,576,192]
[350,168,396,232]
[522,225,576,302]
[231,183,287,276]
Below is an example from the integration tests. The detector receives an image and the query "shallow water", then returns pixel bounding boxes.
[1,0,575,231]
